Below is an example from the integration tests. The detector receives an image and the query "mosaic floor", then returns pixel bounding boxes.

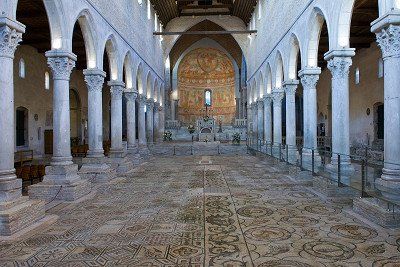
[1,155,399,266]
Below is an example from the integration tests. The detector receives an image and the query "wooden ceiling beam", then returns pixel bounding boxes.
[153,30,257,35]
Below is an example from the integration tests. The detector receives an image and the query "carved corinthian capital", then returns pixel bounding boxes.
[108,81,125,101]
[125,91,138,102]
[0,24,23,58]
[300,74,319,91]
[46,51,77,81]
[146,98,155,110]
[376,24,400,59]
[83,69,106,93]
[327,57,352,80]
[272,91,284,106]
[138,94,147,107]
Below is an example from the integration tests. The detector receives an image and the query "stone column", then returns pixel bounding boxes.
[79,69,114,183]
[146,99,154,144]
[125,91,138,153]
[257,99,264,142]
[272,90,284,157]
[170,98,176,120]
[108,81,125,158]
[374,23,400,201]
[325,50,355,183]
[263,95,272,152]
[159,106,165,142]
[0,18,46,236]
[299,68,322,171]
[251,103,257,142]
[84,69,106,158]
[153,103,160,143]
[138,95,149,155]
[30,50,90,201]
[284,80,299,163]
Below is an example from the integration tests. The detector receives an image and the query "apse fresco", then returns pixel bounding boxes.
[178,48,236,125]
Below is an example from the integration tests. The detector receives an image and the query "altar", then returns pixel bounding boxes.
[197,118,216,142]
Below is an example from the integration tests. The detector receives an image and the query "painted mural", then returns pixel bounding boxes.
[177,48,236,125]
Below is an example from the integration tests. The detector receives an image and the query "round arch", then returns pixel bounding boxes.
[136,62,144,94]
[123,51,133,90]
[274,51,284,89]
[100,34,119,80]
[288,33,302,80]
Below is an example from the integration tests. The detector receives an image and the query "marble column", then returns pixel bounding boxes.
[170,98,176,121]
[257,99,264,142]
[299,68,322,171]
[251,103,257,142]
[153,103,160,143]
[146,99,154,144]
[284,80,299,163]
[272,90,284,157]
[263,95,272,152]
[159,105,165,142]
[374,23,400,201]
[79,69,114,183]
[30,50,90,201]
[0,18,46,236]
[125,91,138,153]
[84,69,106,158]
[108,81,125,158]
[325,50,355,183]
[138,95,149,154]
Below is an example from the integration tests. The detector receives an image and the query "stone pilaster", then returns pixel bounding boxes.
[79,69,115,183]
[146,99,155,144]
[299,68,322,171]
[283,80,299,164]
[125,91,138,153]
[30,50,91,202]
[272,89,284,157]
[108,81,125,158]
[325,50,355,184]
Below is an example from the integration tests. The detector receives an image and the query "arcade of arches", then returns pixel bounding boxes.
[0,0,400,265]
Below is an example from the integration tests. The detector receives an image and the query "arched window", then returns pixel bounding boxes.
[257,2,262,20]
[205,90,212,107]
[138,0,142,5]
[154,14,158,31]
[355,68,360,85]
[378,58,384,78]
[45,72,50,90]
[19,58,25,78]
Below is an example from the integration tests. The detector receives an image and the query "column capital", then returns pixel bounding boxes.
[272,90,284,105]
[153,102,160,112]
[83,68,106,92]
[138,94,147,106]
[299,68,321,90]
[257,99,264,109]
[108,80,125,100]
[375,24,400,59]
[263,94,272,105]
[0,18,25,58]
[146,98,155,109]
[124,91,138,102]
[326,56,353,80]
[283,80,299,95]
[46,50,77,81]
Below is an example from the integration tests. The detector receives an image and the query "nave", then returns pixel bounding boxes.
[1,154,399,266]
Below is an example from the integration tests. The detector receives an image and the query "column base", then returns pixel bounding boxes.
[108,156,135,176]
[300,151,321,172]
[109,148,125,158]
[326,162,355,186]
[284,147,299,164]
[353,197,400,228]
[127,143,138,155]
[375,169,400,202]
[0,196,45,236]
[312,176,357,205]
[79,157,116,183]
[139,144,151,158]
[28,164,91,202]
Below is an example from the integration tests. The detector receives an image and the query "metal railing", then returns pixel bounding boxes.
[247,137,400,212]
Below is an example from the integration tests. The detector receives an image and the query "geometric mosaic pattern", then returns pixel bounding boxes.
[0,155,399,266]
